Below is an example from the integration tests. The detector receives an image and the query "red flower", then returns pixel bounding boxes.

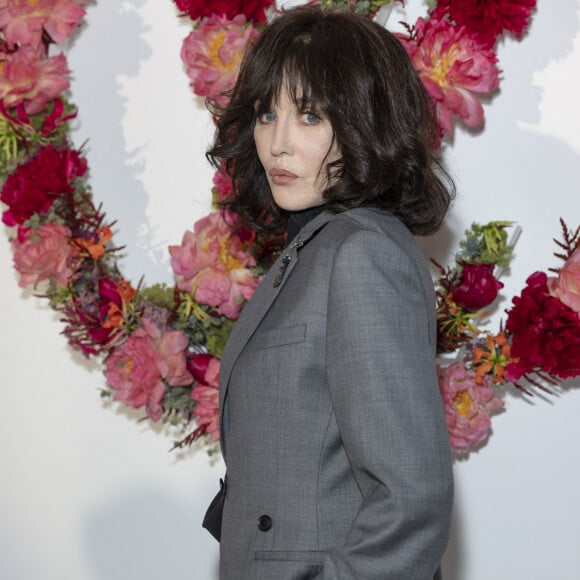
[173,0,273,23]
[505,272,580,381]
[451,263,504,311]
[432,0,537,48]
[0,145,87,226]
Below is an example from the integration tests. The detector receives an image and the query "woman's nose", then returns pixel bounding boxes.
[270,117,293,156]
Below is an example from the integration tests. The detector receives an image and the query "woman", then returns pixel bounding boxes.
[204,6,455,580]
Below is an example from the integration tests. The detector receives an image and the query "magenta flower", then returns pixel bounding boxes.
[169,211,259,319]
[398,17,500,137]
[104,318,193,421]
[452,263,504,311]
[0,0,87,49]
[0,45,70,114]
[1,145,87,227]
[11,222,76,289]
[437,361,504,453]
[547,249,580,316]
[189,353,220,442]
[180,14,259,105]
[432,0,537,49]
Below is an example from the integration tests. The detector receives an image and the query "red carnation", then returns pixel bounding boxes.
[173,0,273,23]
[432,0,537,48]
[505,272,580,381]
[452,263,504,311]
[1,146,87,226]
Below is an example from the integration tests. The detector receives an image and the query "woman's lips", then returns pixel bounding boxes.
[269,168,298,185]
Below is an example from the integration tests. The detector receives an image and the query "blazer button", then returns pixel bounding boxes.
[257,514,273,532]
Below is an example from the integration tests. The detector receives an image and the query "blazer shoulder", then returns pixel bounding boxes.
[322,208,425,266]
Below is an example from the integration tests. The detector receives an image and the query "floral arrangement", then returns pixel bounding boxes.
[433,221,580,453]
[4,0,578,458]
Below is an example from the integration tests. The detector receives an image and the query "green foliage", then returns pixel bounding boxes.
[458,221,515,268]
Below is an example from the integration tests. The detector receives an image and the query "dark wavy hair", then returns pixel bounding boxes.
[207,6,455,235]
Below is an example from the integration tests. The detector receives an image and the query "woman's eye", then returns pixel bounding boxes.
[258,111,276,123]
[302,110,322,125]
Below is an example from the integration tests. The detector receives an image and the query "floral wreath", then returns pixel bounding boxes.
[2,0,579,457]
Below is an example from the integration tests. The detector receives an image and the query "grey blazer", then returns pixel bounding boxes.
[216,208,454,580]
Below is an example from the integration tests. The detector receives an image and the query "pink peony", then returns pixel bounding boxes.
[398,17,500,137]
[0,0,86,49]
[11,222,75,288]
[169,211,259,319]
[141,317,194,387]
[437,361,504,453]
[547,249,580,315]
[104,318,193,421]
[0,45,70,114]
[188,353,220,441]
[180,14,259,105]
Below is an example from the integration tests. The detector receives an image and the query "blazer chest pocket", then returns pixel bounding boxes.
[251,323,306,351]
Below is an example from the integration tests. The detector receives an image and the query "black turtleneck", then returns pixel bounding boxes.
[284,205,325,248]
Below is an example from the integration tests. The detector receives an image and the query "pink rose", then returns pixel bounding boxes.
[547,249,580,315]
[11,222,76,288]
[188,353,220,441]
[452,263,504,311]
[437,361,504,453]
[169,211,259,319]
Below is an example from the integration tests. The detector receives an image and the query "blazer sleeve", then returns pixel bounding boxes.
[317,229,454,580]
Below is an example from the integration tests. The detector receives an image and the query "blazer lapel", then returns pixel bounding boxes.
[218,210,334,451]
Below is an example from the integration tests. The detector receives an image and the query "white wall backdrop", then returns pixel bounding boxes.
[1,1,580,579]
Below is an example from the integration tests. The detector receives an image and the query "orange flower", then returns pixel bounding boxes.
[73,225,112,260]
[471,332,515,384]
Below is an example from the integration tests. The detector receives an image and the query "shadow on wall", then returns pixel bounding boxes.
[67,0,172,284]
[83,487,219,580]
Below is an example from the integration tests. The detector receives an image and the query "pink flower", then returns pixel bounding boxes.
[0,0,86,49]
[0,45,70,114]
[189,353,220,441]
[437,361,504,453]
[141,317,194,387]
[547,249,580,315]
[11,222,76,288]
[212,164,233,202]
[452,263,504,311]
[104,318,193,421]
[398,17,500,137]
[169,211,259,319]
[180,14,259,105]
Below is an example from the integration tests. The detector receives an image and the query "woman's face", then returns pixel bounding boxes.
[253,89,340,212]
